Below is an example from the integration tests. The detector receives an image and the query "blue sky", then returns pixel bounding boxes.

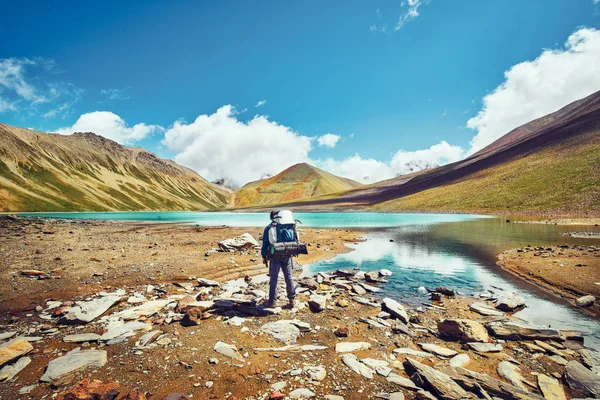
[1,0,600,187]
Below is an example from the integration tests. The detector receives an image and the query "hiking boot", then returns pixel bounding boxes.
[288,299,296,307]
[262,300,275,308]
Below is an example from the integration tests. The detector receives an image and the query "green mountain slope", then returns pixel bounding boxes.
[234,163,362,208]
[0,123,232,212]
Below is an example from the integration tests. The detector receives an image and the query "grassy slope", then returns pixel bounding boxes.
[0,124,232,212]
[373,130,600,215]
[234,163,362,208]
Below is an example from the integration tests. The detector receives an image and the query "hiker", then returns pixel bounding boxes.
[261,210,307,308]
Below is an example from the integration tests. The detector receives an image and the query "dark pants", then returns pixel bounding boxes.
[268,257,295,302]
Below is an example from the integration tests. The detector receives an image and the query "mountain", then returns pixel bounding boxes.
[233,163,362,208]
[0,124,232,212]
[270,91,600,215]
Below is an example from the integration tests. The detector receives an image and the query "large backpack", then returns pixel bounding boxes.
[268,210,308,258]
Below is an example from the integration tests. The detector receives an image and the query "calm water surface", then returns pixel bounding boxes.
[15,211,600,349]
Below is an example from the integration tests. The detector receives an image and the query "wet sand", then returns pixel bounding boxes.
[497,244,600,318]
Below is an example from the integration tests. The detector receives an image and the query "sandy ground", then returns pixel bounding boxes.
[0,217,362,314]
[497,244,600,317]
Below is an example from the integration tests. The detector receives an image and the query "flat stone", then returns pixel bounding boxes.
[308,294,326,312]
[449,354,470,368]
[438,319,489,342]
[382,298,409,323]
[40,349,107,383]
[0,356,31,381]
[352,284,367,295]
[109,299,173,320]
[58,295,122,324]
[468,342,503,353]
[197,277,220,287]
[358,282,382,293]
[324,396,344,400]
[63,333,101,343]
[389,393,405,400]
[360,358,389,369]
[342,354,373,379]
[335,342,371,353]
[486,322,564,341]
[498,361,528,391]
[214,341,244,362]
[564,361,600,397]
[0,332,17,341]
[393,348,432,358]
[495,292,526,311]
[386,372,419,390]
[137,330,161,347]
[261,320,301,345]
[0,339,33,367]
[100,321,152,343]
[537,373,566,400]
[405,357,468,399]
[227,316,246,326]
[288,388,316,398]
[547,355,568,366]
[470,302,505,317]
[353,296,379,307]
[418,343,457,357]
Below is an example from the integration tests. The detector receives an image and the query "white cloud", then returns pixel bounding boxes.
[396,0,425,31]
[55,111,162,145]
[0,58,46,104]
[162,105,313,188]
[467,27,600,154]
[101,88,130,101]
[317,133,341,148]
[316,141,464,184]
[0,97,16,113]
[255,100,266,107]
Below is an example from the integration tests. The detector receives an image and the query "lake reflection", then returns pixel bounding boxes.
[308,226,600,350]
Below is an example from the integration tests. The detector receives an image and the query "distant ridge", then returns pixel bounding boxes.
[266,91,600,215]
[233,162,362,208]
[0,124,231,212]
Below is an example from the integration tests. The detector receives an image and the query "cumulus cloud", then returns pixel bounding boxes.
[255,100,266,107]
[316,141,464,184]
[467,27,600,154]
[317,133,341,148]
[55,111,162,145]
[162,105,313,188]
[0,57,82,117]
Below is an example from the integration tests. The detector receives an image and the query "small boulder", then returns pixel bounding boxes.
[308,295,326,313]
[576,295,595,307]
[495,292,525,311]
[57,379,119,400]
[437,319,489,342]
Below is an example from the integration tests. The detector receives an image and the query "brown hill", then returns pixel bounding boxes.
[0,123,232,212]
[233,163,362,208]
[269,90,600,215]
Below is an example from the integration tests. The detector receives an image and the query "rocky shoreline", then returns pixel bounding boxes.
[2,259,600,399]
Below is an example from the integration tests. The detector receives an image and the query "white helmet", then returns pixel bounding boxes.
[276,210,295,224]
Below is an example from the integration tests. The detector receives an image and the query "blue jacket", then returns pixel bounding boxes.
[261,224,271,259]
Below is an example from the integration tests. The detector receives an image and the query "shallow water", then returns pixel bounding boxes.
[14,211,600,349]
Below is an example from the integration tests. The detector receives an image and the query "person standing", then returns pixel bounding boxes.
[261,210,297,308]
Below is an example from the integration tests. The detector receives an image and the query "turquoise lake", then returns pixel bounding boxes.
[14,211,600,349]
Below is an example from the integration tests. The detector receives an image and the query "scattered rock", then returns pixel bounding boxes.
[40,349,107,383]
[404,357,468,399]
[304,365,326,381]
[63,333,101,343]
[261,320,301,344]
[334,327,349,337]
[0,339,33,367]
[449,354,470,368]
[58,295,122,325]
[57,379,119,400]
[213,341,244,362]
[576,295,595,307]
[537,373,566,400]
[418,343,457,358]
[308,294,326,312]
[342,354,373,379]
[335,342,371,353]
[564,361,600,397]
[393,348,432,358]
[495,292,526,311]
[0,356,31,381]
[288,388,316,398]
[437,319,489,342]
[485,321,564,341]
[497,361,528,391]
[469,302,505,317]
[382,298,408,323]
[386,372,419,390]
[467,342,503,353]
